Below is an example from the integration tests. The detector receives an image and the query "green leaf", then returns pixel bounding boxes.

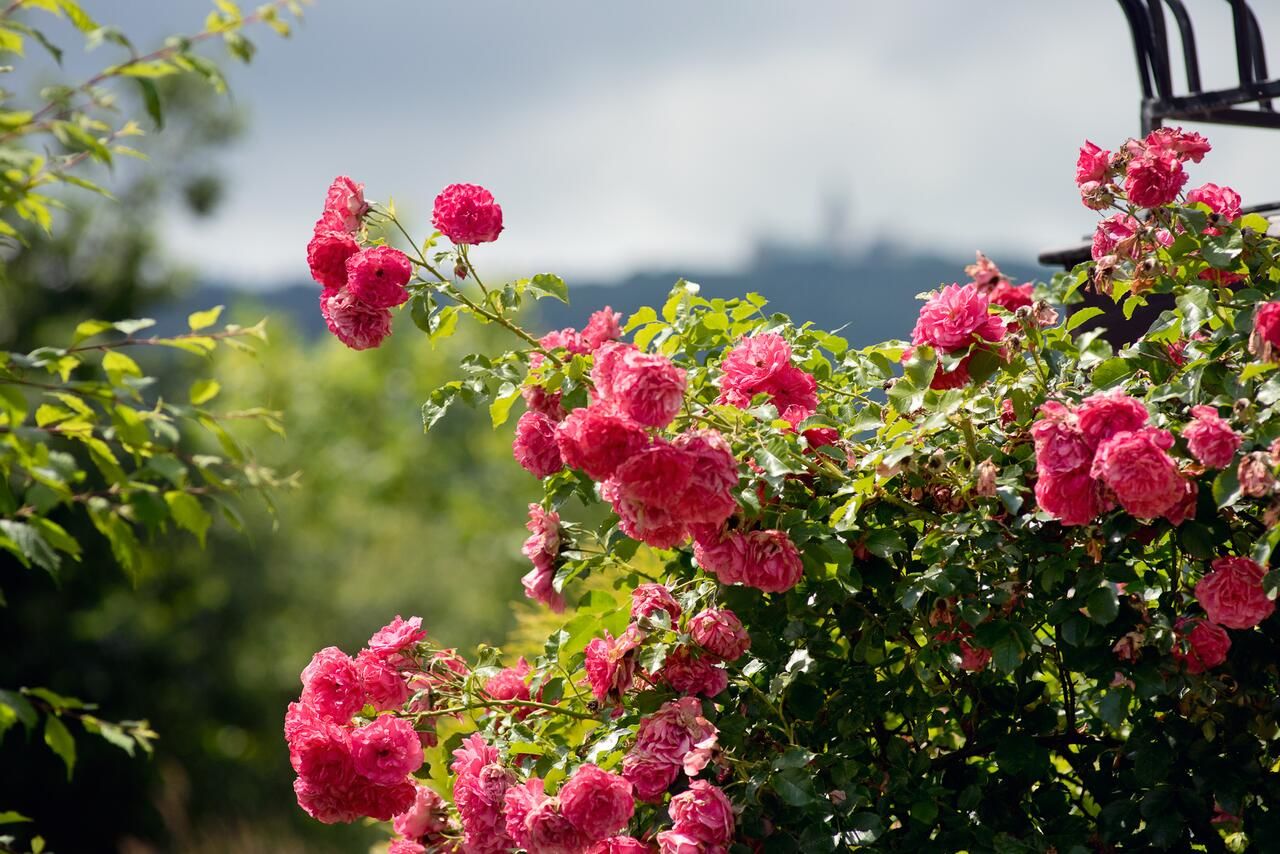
[56,0,100,33]
[863,529,907,559]
[101,350,142,380]
[422,385,459,432]
[188,305,224,331]
[0,519,59,573]
[0,811,31,825]
[1086,585,1119,625]
[488,382,520,428]
[43,715,75,780]
[1066,306,1105,332]
[165,491,211,547]
[1212,466,1242,509]
[771,767,816,806]
[1099,688,1131,728]
[133,77,163,129]
[0,689,37,734]
[526,273,569,304]
[189,378,221,405]
[1091,357,1134,389]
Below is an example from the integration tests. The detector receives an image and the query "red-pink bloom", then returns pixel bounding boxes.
[321,175,370,234]
[1196,556,1276,629]
[345,245,412,309]
[456,763,516,853]
[1183,405,1241,469]
[584,627,642,703]
[485,657,532,716]
[669,430,739,528]
[1030,402,1092,476]
[910,283,1005,353]
[965,251,1005,290]
[522,564,566,613]
[655,830,711,854]
[1187,183,1242,222]
[668,781,734,847]
[350,715,423,785]
[387,840,427,854]
[1144,127,1211,163]
[631,583,682,622]
[621,752,681,802]
[523,384,567,421]
[556,406,650,481]
[595,346,687,428]
[432,183,503,245]
[292,776,360,824]
[1173,617,1231,674]
[514,410,566,478]
[659,646,728,698]
[689,608,751,661]
[736,529,804,593]
[287,704,354,786]
[958,638,992,672]
[521,505,564,611]
[1091,213,1140,261]
[1034,469,1104,527]
[503,776,548,851]
[356,649,411,711]
[1240,452,1277,497]
[693,530,745,585]
[560,764,636,840]
[307,230,359,289]
[1254,302,1280,359]
[1124,148,1187,208]
[583,307,623,351]
[301,646,363,723]
[1075,391,1150,450]
[604,441,694,549]
[718,333,819,426]
[358,780,417,823]
[368,616,428,661]
[1090,427,1186,519]
[394,781,451,842]
[319,288,393,351]
[587,837,653,854]
[633,698,718,775]
[451,733,500,779]
[988,281,1034,315]
[1075,140,1112,189]
[527,797,590,854]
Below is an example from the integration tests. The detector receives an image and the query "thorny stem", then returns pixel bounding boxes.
[412,698,598,722]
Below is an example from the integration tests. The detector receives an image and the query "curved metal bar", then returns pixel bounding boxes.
[1244,3,1274,110]
[1225,0,1257,86]
[1162,0,1202,92]
[1116,0,1157,99]
[1144,0,1175,98]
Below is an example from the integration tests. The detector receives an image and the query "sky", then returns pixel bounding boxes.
[26,1,1280,286]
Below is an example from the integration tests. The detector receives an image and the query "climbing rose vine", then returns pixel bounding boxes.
[289,128,1280,851]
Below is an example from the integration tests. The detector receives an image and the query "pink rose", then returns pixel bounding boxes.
[387,841,427,854]
[300,646,363,723]
[717,333,818,426]
[693,530,745,585]
[394,781,451,841]
[1090,427,1186,519]
[958,638,992,672]
[1253,302,1280,360]
[631,583,682,622]
[584,627,642,703]
[910,283,1006,353]
[514,410,566,478]
[451,733,500,778]
[556,406,650,481]
[621,751,680,802]
[1091,213,1140,262]
[668,780,734,846]
[293,775,360,824]
[583,307,623,351]
[345,245,412,309]
[1183,405,1241,469]
[355,779,417,822]
[527,798,590,854]
[503,776,548,851]
[307,230,359,289]
[522,504,562,574]
[432,183,503,245]
[523,384,567,421]
[688,608,751,661]
[320,175,370,234]
[604,441,694,549]
[1172,618,1231,675]
[988,281,1034,315]
[736,529,804,593]
[1144,127,1211,163]
[287,707,354,786]
[356,649,411,711]
[368,615,428,661]
[587,837,653,854]
[522,564,566,613]
[319,288,393,351]
[457,763,516,853]
[1196,556,1276,629]
[560,763,636,840]
[1075,391,1150,450]
[1034,468,1104,527]
[1030,402,1091,476]
[596,346,687,428]
[1075,140,1112,188]
[1187,183,1242,222]
[659,646,728,697]
[349,715,423,785]
[485,657,532,716]
[669,430,739,527]
[1239,451,1277,498]
[656,830,714,854]
[1124,148,1187,208]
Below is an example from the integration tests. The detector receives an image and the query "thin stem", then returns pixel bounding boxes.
[414,698,598,722]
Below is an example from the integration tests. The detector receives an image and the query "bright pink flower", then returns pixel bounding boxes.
[1144,127,1211,163]
[631,583,682,622]
[587,837,653,854]
[1075,140,1112,188]
[287,706,354,786]
[693,530,745,585]
[1124,148,1187,208]
[432,183,503,245]
[1240,452,1276,497]
[485,657,533,716]
[668,781,734,846]
[1091,427,1186,519]
[583,307,623,351]
[301,646,363,723]
[718,333,818,426]
[541,327,591,360]
[628,697,718,785]
[556,406,650,481]
[292,775,360,824]
[503,776,548,851]
[523,384,567,421]
[958,638,992,672]
[1254,302,1280,359]
[1031,402,1092,476]
[966,251,1005,289]
[387,840,427,854]
[521,505,563,612]
[356,649,411,711]
[1196,556,1276,629]
[357,780,417,823]
[910,283,1005,353]
[1091,213,1140,261]
[527,797,590,854]
[345,245,412,309]
[736,529,804,593]
[689,608,750,661]
[394,781,451,841]
[350,715,423,785]
[451,733,501,779]
[669,430,739,528]
[319,288,393,351]
[1187,183,1242,221]
[514,410,566,478]
[1075,391,1150,450]
[307,230,359,289]
[560,764,636,840]
[584,628,641,703]
[659,647,728,697]
[988,281,1034,315]
[1173,618,1231,675]
[522,564,566,613]
[604,442,694,549]
[456,763,516,853]
[368,616,428,661]
[595,346,687,428]
[321,175,370,234]
[1034,468,1104,527]
[763,364,819,425]
[621,752,680,802]
[1183,405,1241,469]
[655,830,711,854]
[1164,478,1199,527]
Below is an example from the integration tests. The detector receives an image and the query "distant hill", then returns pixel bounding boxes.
[163,242,1052,348]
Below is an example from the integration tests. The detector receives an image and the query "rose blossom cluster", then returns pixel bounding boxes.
[307,176,414,350]
[521,503,566,611]
[285,616,429,824]
[622,697,720,802]
[1031,391,1195,526]
[693,526,804,594]
[657,780,736,854]
[716,332,818,426]
[1074,128,1208,212]
[1195,556,1275,630]
[1182,406,1242,470]
[433,183,504,246]
[903,282,1007,390]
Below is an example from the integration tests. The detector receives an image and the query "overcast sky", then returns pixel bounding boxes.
[33,1,1280,286]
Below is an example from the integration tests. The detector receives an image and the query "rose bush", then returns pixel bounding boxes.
[288,127,1280,851]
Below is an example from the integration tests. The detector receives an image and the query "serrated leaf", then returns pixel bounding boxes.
[0,519,59,573]
[526,273,568,304]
